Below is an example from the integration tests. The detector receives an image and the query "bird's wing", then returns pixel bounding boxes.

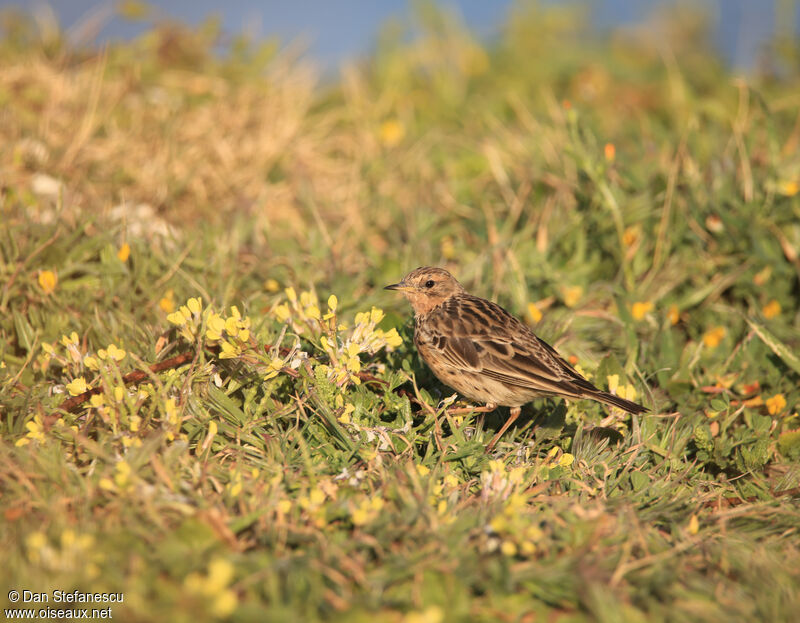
[432,295,599,396]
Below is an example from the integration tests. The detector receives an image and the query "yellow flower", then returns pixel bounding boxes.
[561,285,583,308]
[309,488,326,506]
[299,291,315,308]
[604,142,616,162]
[276,499,292,515]
[688,514,699,535]
[211,590,237,618]
[606,374,619,395]
[416,464,430,477]
[187,297,202,315]
[622,225,640,247]
[668,304,680,325]
[83,355,99,370]
[351,503,370,526]
[370,307,385,324]
[38,270,57,294]
[338,403,355,424]
[631,301,653,320]
[527,302,543,323]
[285,287,297,302]
[19,416,46,445]
[219,341,240,359]
[762,299,781,319]
[106,344,126,361]
[444,474,459,490]
[558,453,575,467]
[306,305,321,320]
[225,316,240,336]
[167,310,187,326]
[327,294,338,312]
[66,377,88,396]
[766,394,787,416]
[184,558,238,617]
[61,331,79,347]
[272,303,290,322]
[490,515,507,532]
[403,606,444,623]
[520,541,536,556]
[228,473,243,497]
[159,290,175,313]
[117,243,131,262]
[25,532,48,561]
[206,313,226,340]
[703,327,726,348]
[207,558,234,591]
[383,327,403,348]
[114,461,131,488]
[620,384,637,401]
[778,180,799,196]
[379,119,405,147]
[500,540,517,557]
[264,278,280,292]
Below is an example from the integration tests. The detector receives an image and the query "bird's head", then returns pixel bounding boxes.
[384,266,465,315]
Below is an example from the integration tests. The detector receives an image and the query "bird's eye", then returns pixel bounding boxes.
[424,280,435,288]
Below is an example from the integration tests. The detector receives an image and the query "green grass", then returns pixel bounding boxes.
[2,3,800,621]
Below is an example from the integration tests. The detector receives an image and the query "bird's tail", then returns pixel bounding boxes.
[592,391,648,415]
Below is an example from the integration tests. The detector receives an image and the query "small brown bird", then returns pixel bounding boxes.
[385,266,647,449]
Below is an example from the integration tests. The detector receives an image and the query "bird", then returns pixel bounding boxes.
[385,266,647,450]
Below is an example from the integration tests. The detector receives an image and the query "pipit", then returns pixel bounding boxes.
[385,266,647,449]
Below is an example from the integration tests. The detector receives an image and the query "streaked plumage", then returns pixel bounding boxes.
[385,266,647,449]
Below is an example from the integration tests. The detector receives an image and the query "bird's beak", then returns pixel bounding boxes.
[384,281,414,292]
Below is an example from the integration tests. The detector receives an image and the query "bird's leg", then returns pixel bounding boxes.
[486,406,521,451]
[447,402,497,415]
[445,403,496,441]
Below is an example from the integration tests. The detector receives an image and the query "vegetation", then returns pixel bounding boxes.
[2,2,799,621]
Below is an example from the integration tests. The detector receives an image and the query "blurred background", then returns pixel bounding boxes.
[3,0,800,73]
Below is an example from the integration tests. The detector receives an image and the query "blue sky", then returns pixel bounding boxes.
[3,1,795,71]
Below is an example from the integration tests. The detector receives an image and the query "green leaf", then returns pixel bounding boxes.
[630,471,649,492]
[778,430,800,461]
[710,398,729,412]
[207,385,247,425]
[13,310,36,353]
[745,317,800,376]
